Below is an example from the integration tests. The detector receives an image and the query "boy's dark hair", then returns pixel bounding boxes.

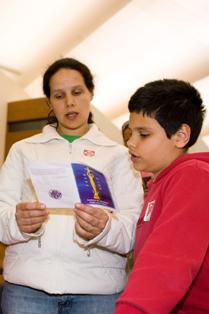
[128,79,205,148]
[43,57,94,125]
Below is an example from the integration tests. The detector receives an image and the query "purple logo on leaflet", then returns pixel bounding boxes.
[49,189,62,200]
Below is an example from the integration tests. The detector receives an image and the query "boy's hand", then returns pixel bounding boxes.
[16,202,48,233]
[74,203,109,240]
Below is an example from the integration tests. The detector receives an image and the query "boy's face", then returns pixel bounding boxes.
[127,112,184,177]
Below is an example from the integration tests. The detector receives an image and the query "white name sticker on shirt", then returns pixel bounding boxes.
[144,200,155,221]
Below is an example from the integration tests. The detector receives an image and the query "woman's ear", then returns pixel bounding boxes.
[174,124,191,148]
[46,98,52,109]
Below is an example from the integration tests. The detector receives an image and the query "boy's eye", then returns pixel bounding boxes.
[140,133,149,137]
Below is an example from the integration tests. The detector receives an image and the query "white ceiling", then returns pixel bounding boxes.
[0,0,209,136]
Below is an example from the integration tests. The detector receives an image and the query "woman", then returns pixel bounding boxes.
[0,58,143,314]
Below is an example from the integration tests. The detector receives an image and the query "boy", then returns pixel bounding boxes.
[114,79,209,313]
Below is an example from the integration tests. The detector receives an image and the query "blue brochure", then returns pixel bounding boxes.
[71,163,115,211]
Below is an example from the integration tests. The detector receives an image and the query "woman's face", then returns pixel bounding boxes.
[48,68,93,136]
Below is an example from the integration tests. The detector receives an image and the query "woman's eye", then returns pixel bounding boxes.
[54,94,63,99]
[73,89,82,95]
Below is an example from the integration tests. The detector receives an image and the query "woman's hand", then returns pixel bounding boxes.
[16,202,48,233]
[74,203,109,240]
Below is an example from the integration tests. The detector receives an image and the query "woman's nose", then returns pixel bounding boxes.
[66,93,75,106]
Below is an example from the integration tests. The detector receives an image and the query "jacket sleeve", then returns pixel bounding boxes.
[0,144,44,244]
[74,149,144,254]
[114,165,209,313]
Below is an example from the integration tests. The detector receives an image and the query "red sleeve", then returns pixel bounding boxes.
[114,165,209,314]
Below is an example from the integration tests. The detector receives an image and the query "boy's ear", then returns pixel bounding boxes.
[173,124,191,148]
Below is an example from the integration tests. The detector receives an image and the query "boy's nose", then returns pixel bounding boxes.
[127,136,136,149]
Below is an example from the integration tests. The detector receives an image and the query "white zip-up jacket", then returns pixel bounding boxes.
[0,124,143,294]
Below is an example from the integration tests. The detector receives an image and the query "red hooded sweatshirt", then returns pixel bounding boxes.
[115,152,209,314]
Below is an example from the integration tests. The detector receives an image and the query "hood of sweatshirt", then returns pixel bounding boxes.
[154,152,209,183]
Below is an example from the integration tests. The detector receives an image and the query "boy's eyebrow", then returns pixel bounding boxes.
[132,126,152,131]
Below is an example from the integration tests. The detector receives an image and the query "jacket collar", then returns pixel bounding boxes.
[25,124,117,147]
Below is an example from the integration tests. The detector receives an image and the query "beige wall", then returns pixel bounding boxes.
[189,137,209,153]
[0,72,29,165]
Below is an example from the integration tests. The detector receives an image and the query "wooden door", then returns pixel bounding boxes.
[0,97,49,283]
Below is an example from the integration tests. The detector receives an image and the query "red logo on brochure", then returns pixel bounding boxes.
[83,149,95,157]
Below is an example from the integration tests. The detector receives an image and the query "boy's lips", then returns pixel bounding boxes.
[129,152,140,163]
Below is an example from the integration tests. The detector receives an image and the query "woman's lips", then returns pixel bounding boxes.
[65,112,78,119]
